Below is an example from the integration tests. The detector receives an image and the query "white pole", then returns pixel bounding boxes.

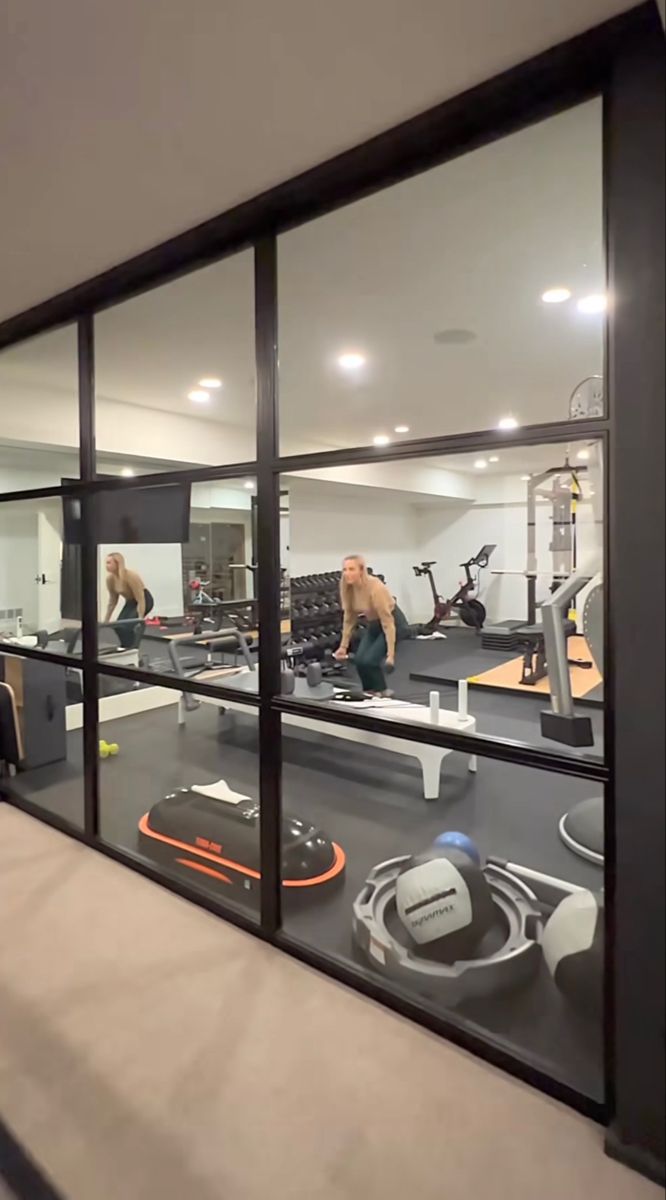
[429,690,440,725]
[458,679,469,719]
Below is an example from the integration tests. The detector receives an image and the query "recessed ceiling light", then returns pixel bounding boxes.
[121,467,134,478]
[498,416,519,431]
[541,287,572,304]
[489,455,500,463]
[520,475,532,482]
[394,425,410,434]
[577,448,591,461]
[188,389,210,404]
[474,459,488,470]
[338,352,366,371]
[577,293,607,314]
[198,377,222,389]
[373,434,390,447]
[244,480,254,490]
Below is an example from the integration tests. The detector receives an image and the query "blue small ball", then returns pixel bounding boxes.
[433,831,482,866]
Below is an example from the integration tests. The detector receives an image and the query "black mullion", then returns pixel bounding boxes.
[604,14,665,1181]
[0,483,82,504]
[255,237,282,935]
[76,459,258,494]
[78,316,100,838]
[78,315,96,482]
[275,417,610,475]
[272,695,607,781]
[93,659,261,708]
[0,643,81,670]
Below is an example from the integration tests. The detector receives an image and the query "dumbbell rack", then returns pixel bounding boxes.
[287,568,386,667]
[288,572,343,663]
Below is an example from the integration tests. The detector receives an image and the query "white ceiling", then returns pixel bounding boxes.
[0,100,605,456]
[0,0,633,322]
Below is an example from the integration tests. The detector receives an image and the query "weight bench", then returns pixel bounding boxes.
[518,620,590,687]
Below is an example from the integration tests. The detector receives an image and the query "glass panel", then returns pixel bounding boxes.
[279,437,604,764]
[0,657,84,827]
[281,735,604,1100]
[98,676,259,919]
[0,325,80,492]
[94,251,256,476]
[0,497,81,655]
[278,100,604,455]
[86,478,258,688]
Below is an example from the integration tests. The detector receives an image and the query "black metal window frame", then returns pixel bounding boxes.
[1,4,663,1175]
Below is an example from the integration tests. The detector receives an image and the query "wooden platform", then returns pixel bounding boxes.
[469,636,602,699]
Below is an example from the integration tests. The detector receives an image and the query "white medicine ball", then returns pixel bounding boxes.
[397,856,472,944]
[395,848,495,960]
[541,890,604,1019]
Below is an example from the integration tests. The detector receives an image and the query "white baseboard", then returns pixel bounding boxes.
[66,686,180,732]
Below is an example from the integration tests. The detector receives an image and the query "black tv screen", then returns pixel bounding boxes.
[62,482,191,545]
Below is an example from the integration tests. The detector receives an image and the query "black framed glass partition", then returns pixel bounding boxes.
[281,731,605,1101]
[0,324,80,492]
[98,672,260,922]
[93,251,256,476]
[0,8,663,1179]
[279,435,605,766]
[278,100,604,457]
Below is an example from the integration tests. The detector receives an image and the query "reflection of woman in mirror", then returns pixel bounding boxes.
[104,553,154,646]
[334,554,409,696]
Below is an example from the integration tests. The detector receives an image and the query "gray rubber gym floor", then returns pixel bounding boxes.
[408,627,605,707]
[130,628,605,757]
[8,653,605,1105]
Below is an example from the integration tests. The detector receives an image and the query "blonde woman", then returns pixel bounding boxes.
[333,555,409,695]
[104,552,154,647]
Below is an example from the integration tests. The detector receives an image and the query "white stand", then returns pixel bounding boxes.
[175,674,478,802]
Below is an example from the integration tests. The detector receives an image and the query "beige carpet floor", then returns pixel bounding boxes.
[0,805,660,1200]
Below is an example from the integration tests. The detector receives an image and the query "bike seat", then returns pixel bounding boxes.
[419,561,437,568]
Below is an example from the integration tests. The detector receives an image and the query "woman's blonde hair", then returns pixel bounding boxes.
[340,554,368,606]
[106,552,128,580]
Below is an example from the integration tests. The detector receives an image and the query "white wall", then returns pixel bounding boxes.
[415,490,601,625]
[293,461,474,502]
[287,482,423,618]
[287,477,603,627]
[0,509,39,629]
[0,381,255,469]
[415,502,526,623]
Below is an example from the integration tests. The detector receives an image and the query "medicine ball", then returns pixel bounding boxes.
[395,847,495,962]
[541,890,604,1020]
[433,831,482,866]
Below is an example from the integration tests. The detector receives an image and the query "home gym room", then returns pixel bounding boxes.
[1,96,609,1108]
[1,436,605,1101]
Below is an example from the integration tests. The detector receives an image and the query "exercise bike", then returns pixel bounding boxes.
[413,545,496,632]
[188,578,220,607]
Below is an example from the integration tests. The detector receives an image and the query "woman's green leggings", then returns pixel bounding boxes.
[354,607,409,693]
